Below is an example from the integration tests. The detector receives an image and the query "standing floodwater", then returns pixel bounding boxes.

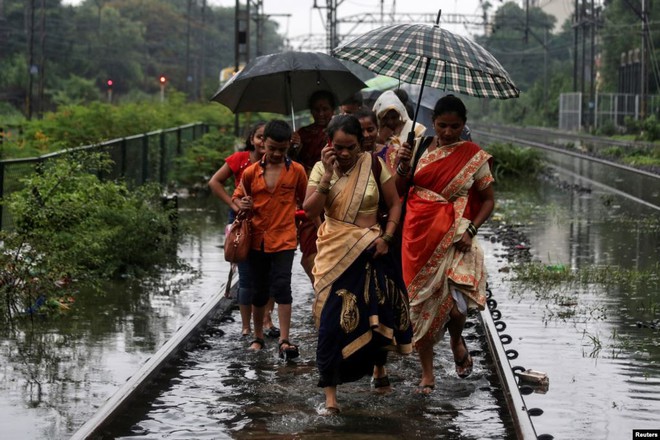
[108,248,516,439]
[2,163,658,439]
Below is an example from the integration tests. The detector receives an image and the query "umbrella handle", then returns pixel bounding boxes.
[286,73,296,131]
[410,10,441,140]
[406,131,415,148]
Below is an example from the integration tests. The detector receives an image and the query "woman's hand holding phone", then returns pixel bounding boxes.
[321,143,336,174]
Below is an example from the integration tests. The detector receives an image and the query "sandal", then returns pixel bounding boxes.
[454,336,473,379]
[278,339,300,360]
[415,384,435,395]
[241,328,251,337]
[249,338,265,350]
[372,376,391,389]
[264,326,280,338]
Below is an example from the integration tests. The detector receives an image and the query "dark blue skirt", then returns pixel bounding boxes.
[317,248,413,387]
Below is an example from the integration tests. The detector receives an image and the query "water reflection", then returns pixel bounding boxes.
[487,169,660,439]
[0,197,229,440]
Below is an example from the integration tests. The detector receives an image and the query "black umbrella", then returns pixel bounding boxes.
[211,51,367,129]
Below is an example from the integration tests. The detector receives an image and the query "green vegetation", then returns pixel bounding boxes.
[483,142,545,180]
[511,261,659,287]
[600,144,660,168]
[171,129,238,188]
[0,0,284,118]
[2,92,235,159]
[0,152,181,321]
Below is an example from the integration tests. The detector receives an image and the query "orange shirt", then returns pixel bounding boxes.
[233,157,308,253]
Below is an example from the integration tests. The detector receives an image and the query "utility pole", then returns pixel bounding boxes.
[234,0,250,136]
[573,0,579,92]
[311,0,338,53]
[640,0,648,118]
[199,0,207,102]
[249,0,264,56]
[185,0,192,99]
[327,0,338,52]
[37,0,45,117]
[26,0,35,120]
[589,0,597,128]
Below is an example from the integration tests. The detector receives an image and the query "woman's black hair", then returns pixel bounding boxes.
[263,119,292,142]
[354,108,378,126]
[309,90,336,109]
[244,121,267,151]
[432,94,467,122]
[326,114,364,145]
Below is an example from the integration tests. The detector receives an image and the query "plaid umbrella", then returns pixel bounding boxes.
[334,11,518,142]
[333,22,519,101]
[210,51,366,129]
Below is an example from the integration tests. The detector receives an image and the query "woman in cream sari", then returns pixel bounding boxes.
[303,115,412,414]
[396,95,495,393]
[372,90,426,171]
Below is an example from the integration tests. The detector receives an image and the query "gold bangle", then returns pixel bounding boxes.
[387,219,399,226]
[316,185,330,194]
[381,233,394,244]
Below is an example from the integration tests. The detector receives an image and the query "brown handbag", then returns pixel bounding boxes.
[224,210,252,263]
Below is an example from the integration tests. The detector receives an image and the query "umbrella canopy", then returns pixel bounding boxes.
[333,23,519,100]
[211,51,367,119]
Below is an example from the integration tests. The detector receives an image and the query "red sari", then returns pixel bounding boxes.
[402,140,493,346]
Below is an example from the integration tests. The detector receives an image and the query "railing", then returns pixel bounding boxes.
[0,122,209,230]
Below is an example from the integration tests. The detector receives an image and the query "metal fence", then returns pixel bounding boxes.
[559,92,660,131]
[0,122,209,230]
[559,93,582,132]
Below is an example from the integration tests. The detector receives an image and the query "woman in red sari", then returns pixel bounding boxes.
[396,95,495,393]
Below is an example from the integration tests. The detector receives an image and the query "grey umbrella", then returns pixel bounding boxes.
[211,51,367,129]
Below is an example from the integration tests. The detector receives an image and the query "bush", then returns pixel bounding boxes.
[484,142,545,180]
[170,129,238,189]
[594,120,617,137]
[641,114,660,141]
[1,98,235,160]
[0,152,179,320]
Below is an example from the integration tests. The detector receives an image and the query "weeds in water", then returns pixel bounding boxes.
[582,329,602,358]
[509,262,657,327]
[511,262,659,287]
[484,142,545,180]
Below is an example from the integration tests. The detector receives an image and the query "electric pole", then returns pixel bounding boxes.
[640,0,648,118]
[234,0,250,135]
[26,0,35,120]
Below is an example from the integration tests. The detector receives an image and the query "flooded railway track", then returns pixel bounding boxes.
[69,128,659,439]
[473,125,660,212]
[71,252,549,440]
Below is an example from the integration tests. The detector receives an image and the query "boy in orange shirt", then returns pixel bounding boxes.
[233,120,308,359]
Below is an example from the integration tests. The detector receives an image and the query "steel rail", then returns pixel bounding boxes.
[474,128,660,180]
[474,129,660,212]
[70,274,238,440]
[478,290,542,440]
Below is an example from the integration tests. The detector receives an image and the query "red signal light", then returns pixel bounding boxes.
[107,79,113,87]
[159,76,167,84]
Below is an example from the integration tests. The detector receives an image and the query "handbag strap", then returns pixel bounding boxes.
[237,166,254,218]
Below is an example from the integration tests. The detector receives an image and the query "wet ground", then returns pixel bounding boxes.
[0,198,230,440]
[1,153,659,438]
[104,250,515,440]
[481,161,660,439]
